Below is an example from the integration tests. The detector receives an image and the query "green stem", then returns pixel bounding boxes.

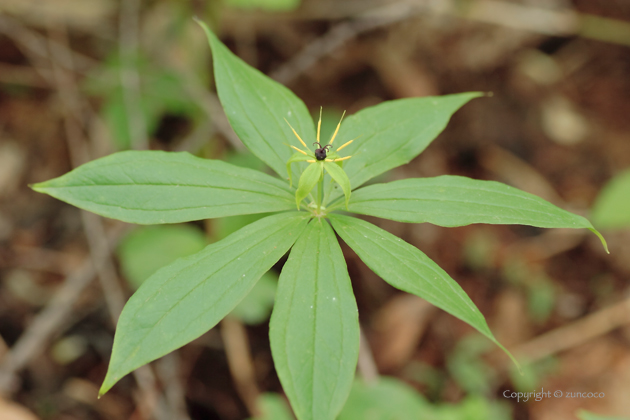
[317,170,324,213]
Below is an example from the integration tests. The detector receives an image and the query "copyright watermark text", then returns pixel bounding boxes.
[502,388,605,402]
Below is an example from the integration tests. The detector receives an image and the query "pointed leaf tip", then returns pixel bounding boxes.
[590,228,610,254]
[197,16,315,179]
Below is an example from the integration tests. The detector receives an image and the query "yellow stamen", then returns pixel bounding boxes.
[329,110,346,145]
[290,145,308,155]
[317,107,322,144]
[307,159,316,163]
[327,156,352,162]
[336,139,353,152]
[284,118,308,148]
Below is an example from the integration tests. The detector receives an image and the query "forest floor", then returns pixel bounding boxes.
[1,1,630,419]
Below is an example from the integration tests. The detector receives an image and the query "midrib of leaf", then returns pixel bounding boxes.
[306,225,320,415]
[49,157,293,194]
[67,201,288,213]
[317,232,347,415]
[310,231,320,418]
[48,184,292,199]
[351,196,562,219]
[306,229,348,417]
[352,180,552,205]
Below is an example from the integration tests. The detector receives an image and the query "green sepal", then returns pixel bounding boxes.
[286,153,314,187]
[326,151,341,160]
[324,161,351,210]
[295,162,323,210]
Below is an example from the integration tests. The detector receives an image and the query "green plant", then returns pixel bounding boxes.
[577,410,630,420]
[591,168,630,229]
[31,20,607,420]
[84,53,202,150]
[225,0,301,11]
[250,377,512,420]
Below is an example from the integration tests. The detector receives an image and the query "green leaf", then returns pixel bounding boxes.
[226,0,301,11]
[248,393,295,420]
[329,214,518,368]
[338,377,432,420]
[591,169,630,230]
[434,395,511,420]
[270,219,359,420]
[117,224,207,289]
[326,93,482,203]
[446,335,495,396]
[32,150,295,224]
[99,212,310,395]
[324,161,351,210]
[342,175,607,251]
[287,152,314,187]
[295,162,322,209]
[197,20,315,179]
[577,410,630,420]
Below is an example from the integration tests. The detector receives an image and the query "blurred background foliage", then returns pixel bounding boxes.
[0,0,629,419]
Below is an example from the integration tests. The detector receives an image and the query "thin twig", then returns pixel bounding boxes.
[221,317,261,417]
[358,327,379,385]
[173,118,217,153]
[180,72,244,150]
[156,354,191,420]
[0,226,125,395]
[270,2,422,85]
[511,296,630,364]
[0,258,94,394]
[4,246,75,275]
[0,14,96,80]
[0,63,50,88]
[47,26,125,316]
[271,0,630,86]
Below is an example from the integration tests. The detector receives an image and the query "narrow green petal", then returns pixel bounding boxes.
[295,163,322,209]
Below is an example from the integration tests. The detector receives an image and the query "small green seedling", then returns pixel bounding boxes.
[30,19,608,420]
